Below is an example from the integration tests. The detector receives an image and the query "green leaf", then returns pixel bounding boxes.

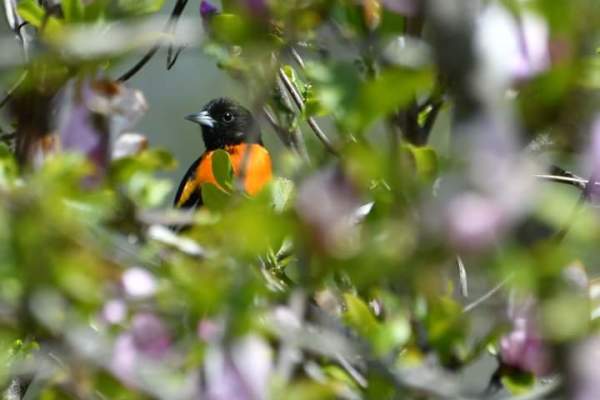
[210,13,253,44]
[343,293,379,339]
[17,0,45,27]
[282,65,297,84]
[110,148,176,183]
[117,0,166,15]
[201,183,231,211]
[305,61,360,118]
[405,145,439,181]
[374,316,411,355]
[348,67,434,131]
[61,0,84,22]
[501,370,535,395]
[0,143,18,187]
[83,0,110,21]
[211,149,233,190]
[270,177,295,213]
[127,173,172,207]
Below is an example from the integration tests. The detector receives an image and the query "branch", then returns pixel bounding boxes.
[456,255,469,298]
[290,47,306,70]
[534,174,586,189]
[0,71,28,110]
[463,275,512,313]
[118,0,189,81]
[277,68,339,155]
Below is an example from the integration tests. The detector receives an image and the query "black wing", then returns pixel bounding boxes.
[173,155,204,209]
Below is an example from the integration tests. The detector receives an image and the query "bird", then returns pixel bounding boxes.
[173,97,273,209]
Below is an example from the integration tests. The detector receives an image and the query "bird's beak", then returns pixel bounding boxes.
[185,111,216,128]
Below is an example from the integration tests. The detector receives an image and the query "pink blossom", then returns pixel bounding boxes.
[500,297,553,376]
[109,313,172,385]
[131,312,171,358]
[476,5,549,82]
[571,336,600,400]
[202,336,272,400]
[102,299,127,324]
[122,267,157,299]
[446,192,506,251]
[381,0,417,15]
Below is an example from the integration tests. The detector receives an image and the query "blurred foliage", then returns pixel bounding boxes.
[2,0,600,399]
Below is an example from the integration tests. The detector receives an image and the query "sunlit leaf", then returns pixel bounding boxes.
[501,370,535,395]
[61,0,85,22]
[270,177,294,213]
[16,0,45,28]
[201,183,231,210]
[211,149,233,191]
[117,0,166,15]
[343,293,379,339]
[405,144,439,181]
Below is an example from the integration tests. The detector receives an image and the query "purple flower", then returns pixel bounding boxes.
[446,192,506,251]
[201,336,272,400]
[500,319,552,376]
[570,336,600,400]
[245,0,268,16]
[110,333,138,384]
[110,313,172,385]
[55,79,147,183]
[131,312,171,358]
[499,297,553,376]
[381,0,417,15]
[197,319,223,342]
[200,0,218,18]
[102,299,127,324]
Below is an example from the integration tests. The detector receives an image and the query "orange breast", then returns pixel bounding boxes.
[196,143,272,194]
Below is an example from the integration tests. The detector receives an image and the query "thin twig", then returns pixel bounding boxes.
[535,174,587,189]
[167,45,185,70]
[336,354,368,388]
[277,68,338,155]
[421,99,443,138]
[118,0,189,81]
[118,45,160,82]
[0,71,28,110]
[463,276,512,313]
[503,377,561,400]
[291,47,305,70]
[262,106,293,147]
[456,255,469,298]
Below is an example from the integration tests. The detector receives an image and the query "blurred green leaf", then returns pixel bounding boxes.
[211,13,254,44]
[343,293,379,339]
[201,183,231,211]
[117,0,165,15]
[211,149,234,191]
[501,370,535,395]
[270,177,295,213]
[274,381,337,400]
[0,143,18,187]
[405,145,439,181]
[62,0,84,22]
[110,148,176,182]
[17,0,45,28]
[127,173,172,207]
[348,67,434,131]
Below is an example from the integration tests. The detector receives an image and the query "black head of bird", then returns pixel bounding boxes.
[185,97,261,150]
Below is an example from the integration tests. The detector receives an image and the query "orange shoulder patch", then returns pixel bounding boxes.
[178,144,273,208]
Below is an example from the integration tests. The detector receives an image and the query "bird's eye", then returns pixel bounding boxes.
[222,112,234,123]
